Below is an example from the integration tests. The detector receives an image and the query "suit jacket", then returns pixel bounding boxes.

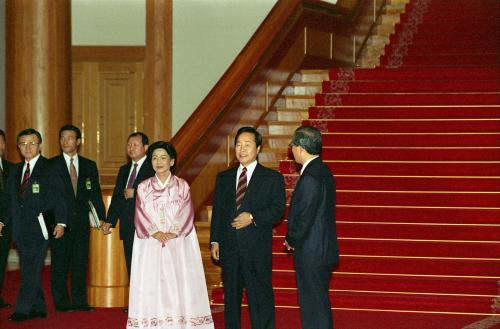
[106,160,155,240]
[0,159,13,223]
[3,156,66,243]
[50,154,106,232]
[210,163,285,264]
[286,157,339,267]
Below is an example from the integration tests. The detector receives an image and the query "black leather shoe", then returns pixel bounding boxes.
[123,307,128,313]
[0,302,11,309]
[8,312,32,322]
[29,311,47,319]
[73,305,95,312]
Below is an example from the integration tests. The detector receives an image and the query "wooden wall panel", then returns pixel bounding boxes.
[72,61,144,179]
[306,28,332,60]
[98,63,144,169]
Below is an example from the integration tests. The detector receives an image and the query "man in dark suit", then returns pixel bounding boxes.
[210,126,286,329]
[285,125,339,329]
[102,132,154,306]
[50,125,106,312]
[0,129,13,309]
[0,128,66,322]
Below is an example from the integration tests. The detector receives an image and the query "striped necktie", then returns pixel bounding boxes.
[236,167,247,209]
[19,162,30,198]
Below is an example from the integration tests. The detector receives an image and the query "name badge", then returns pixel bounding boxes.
[86,178,92,190]
[32,182,40,194]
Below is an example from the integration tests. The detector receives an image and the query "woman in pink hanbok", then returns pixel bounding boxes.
[126,141,214,329]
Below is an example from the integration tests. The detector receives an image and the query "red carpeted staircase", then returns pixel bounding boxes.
[212,0,500,327]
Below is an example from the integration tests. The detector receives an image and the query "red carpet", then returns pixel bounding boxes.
[212,0,500,327]
[0,268,497,329]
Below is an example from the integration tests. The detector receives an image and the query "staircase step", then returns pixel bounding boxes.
[321,132,500,147]
[211,287,496,314]
[268,121,302,135]
[258,150,288,162]
[272,237,500,258]
[284,174,500,192]
[275,221,500,241]
[303,118,500,133]
[296,70,329,82]
[287,189,500,208]
[263,135,292,148]
[400,54,499,66]
[315,92,500,106]
[271,290,495,314]
[329,67,500,80]
[322,80,500,93]
[291,81,322,95]
[285,95,316,108]
[279,159,500,176]
[271,272,499,296]
[276,108,309,121]
[271,254,500,277]
[319,147,500,161]
[335,205,500,225]
[309,106,500,119]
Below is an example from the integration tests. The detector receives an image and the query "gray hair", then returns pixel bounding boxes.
[291,125,322,155]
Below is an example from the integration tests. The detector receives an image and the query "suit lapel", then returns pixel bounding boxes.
[134,161,148,188]
[239,163,266,208]
[230,168,237,204]
[246,164,263,195]
[16,163,23,187]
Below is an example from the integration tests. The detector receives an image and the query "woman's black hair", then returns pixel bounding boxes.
[148,141,177,173]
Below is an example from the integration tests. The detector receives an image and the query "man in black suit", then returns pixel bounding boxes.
[210,126,285,329]
[102,132,154,293]
[50,125,106,312]
[285,125,339,329]
[0,128,66,322]
[0,129,13,309]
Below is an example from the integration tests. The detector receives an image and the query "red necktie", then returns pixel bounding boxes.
[235,167,247,209]
[19,162,30,198]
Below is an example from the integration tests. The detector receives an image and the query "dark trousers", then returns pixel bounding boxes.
[122,234,134,280]
[50,228,90,308]
[15,239,49,314]
[295,264,334,329]
[223,256,275,329]
[0,225,11,304]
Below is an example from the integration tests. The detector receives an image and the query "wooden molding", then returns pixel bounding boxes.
[72,46,145,62]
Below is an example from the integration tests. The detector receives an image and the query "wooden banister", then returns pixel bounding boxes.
[170,0,379,213]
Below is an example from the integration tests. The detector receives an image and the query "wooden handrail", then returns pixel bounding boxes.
[171,0,304,181]
[169,0,377,212]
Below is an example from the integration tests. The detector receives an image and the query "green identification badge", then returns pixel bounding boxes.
[86,178,92,190]
[32,182,40,194]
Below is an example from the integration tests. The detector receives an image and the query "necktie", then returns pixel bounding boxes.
[70,157,78,195]
[236,167,247,209]
[127,163,138,189]
[19,162,30,198]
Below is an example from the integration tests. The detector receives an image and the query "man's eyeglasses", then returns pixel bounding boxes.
[18,141,40,147]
